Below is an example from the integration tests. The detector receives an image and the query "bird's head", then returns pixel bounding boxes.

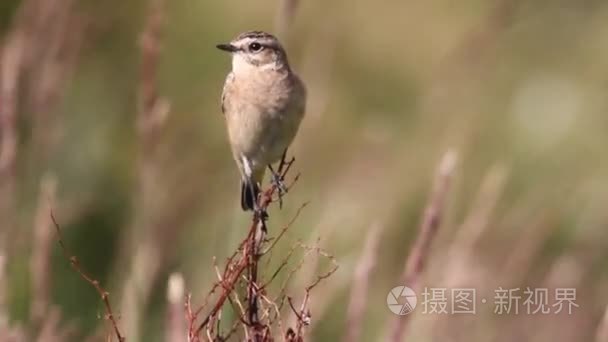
[216,31,289,74]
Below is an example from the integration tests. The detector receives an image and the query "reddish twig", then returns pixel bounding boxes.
[188,155,309,342]
[262,202,308,256]
[282,240,339,340]
[50,210,125,342]
[262,240,300,290]
[190,229,254,340]
[297,240,339,293]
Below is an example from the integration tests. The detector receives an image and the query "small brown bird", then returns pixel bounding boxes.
[217,31,306,211]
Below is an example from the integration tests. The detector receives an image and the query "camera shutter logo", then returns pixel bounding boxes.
[387,286,417,315]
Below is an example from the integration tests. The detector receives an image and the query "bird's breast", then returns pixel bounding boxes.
[225,73,304,168]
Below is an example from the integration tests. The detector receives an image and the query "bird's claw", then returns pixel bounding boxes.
[271,172,288,195]
[268,164,288,209]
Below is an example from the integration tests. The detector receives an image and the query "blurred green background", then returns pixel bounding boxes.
[2,0,608,341]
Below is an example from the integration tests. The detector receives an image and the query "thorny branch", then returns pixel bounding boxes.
[191,156,295,340]
[187,157,337,341]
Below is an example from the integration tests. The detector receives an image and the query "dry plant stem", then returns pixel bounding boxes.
[262,202,308,257]
[286,241,339,340]
[214,256,249,339]
[0,23,26,326]
[276,245,316,305]
[343,223,383,342]
[194,219,263,335]
[259,293,285,337]
[192,227,255,335]
[30,175,58,325]
[189,157,299,341]
[135,0,168,214]
[261,239,300,289]
[0,30,23,180]
[166,273,186,342]
[452,165,507,252]
[439,164,507,286]
[284,223,336,331]
[1,0,81,328]
[138,0,169,145]
[188,156,337,341]
[389,150,457,342]
[190,241,251,323]
[25,0,84,167]
[50,211,125,342]
[247,222,264,334]
[119,0,169,339]
[247,157,293,334]
[35,306,78,342]
[247,156,295,338]
[275,0,300,42]
[298,241,339,293]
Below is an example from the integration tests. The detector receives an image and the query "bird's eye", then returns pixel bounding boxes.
[249,42,263,52]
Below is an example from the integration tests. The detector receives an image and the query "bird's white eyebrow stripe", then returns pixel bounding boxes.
[239,37,254,44]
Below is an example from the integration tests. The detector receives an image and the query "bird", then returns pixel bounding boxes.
[216,31,306,211]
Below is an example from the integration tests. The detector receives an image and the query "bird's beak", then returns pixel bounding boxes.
[216,43,238,53]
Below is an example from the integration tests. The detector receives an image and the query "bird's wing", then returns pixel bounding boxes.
[220,72,235,115]
[295,73,307,114]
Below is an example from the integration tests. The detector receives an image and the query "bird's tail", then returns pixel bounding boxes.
[241,179,260,211]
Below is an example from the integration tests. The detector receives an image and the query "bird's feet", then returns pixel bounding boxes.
[268,164,288,208]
